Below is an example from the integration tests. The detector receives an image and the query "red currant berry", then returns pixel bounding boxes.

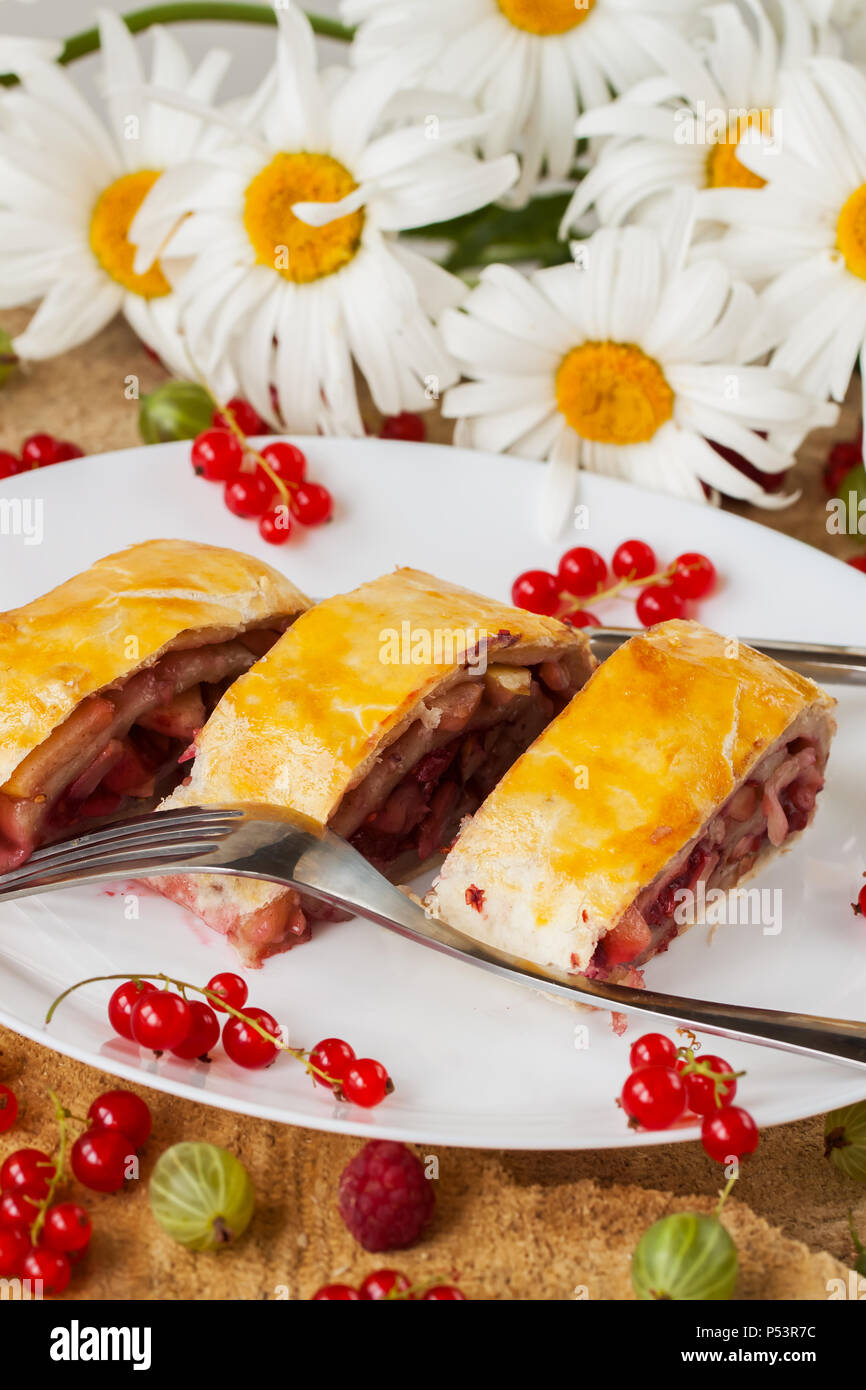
[206,973,248,1014]
[0,451,24,480]
[823,438,862,493]
[107,979,158,1041]
[671,552,716,601]
[558,546,607,598]
[41,1203,92,1255]
[52,441,84,462]
[628,1033,677,1071]
[191,428,244,482]
[0,1226,29,1277]
[0,1148,56,1197]
[380,412,425,442]
[309,1037,356,1091]
[0,1189,38,1229]
[290,481,333,526]
[70,1129,135,1193]
[359,1268,411,1300]
[170,1000,221,1060]
[511,569,559,616]
[258,506,292,545]
[222,1006,281,1070]
[341,1058,390,1109]
[701,1106,759,1163]
[847,555,866,574]
[213,397,267,436]
[260,441,306,485]
[620,1066,686,1131]
[635,584,685,627]
[423,1285,466,1300]
[87,1090,152,1149]
[858,884,866,915]
[224,471,272,518]
[0,1083,18,1134]
[130,991,192,1053]
[683,1056,737,1117]
[22,1246,70,1295]
[612,539,657,581]
[21,433,59,467]
[312,1283,361,1300]
[564,609,601,629]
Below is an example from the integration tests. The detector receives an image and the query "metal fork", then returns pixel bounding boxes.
[2,805,866,1070]
[589,630,866,684]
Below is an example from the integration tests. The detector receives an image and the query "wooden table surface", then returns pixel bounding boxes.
[1,307,864,1300]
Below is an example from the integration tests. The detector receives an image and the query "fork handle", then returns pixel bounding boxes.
[278,830,866,1071]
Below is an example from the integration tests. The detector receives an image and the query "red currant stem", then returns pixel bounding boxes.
[45,972,340,1087]
[29,1090,71,1244]
[193,370,293,506]
[385,1274,456,1300]
[675,1048,745,1107]
[714,1174,738,1220]
[558,563,677,614]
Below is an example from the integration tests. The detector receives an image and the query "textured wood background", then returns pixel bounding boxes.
[0,306,864,1300]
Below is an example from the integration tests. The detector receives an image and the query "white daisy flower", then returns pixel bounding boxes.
[803,0,866,61]
[441,195,834,535]
[341,0,706,204]
[698,56,866,426]
[562,0,829,233]
[131,2,518,435]
[0,9,229,372]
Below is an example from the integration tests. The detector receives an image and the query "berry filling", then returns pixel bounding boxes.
[0,624,289,872]
[337,659,577,874]
[584,724,830,982]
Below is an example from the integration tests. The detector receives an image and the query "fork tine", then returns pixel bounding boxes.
[22,805,242,866]
[5,829,227,879]
[0,840,219,890]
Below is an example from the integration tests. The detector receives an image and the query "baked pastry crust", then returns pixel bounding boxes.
[159,567,594,964]
[170,566,592,824]
[0,539,310,788]
[428,620,837,973]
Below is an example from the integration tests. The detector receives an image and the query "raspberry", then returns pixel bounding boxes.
[337,1141,434,1252]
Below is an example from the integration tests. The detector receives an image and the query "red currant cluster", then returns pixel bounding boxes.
[313,1269,465,1300]
[512,540,717,628]
[0,1087,152,1295]
[620,1032,759,1164]
[191,397,333,546]
[0,432,84,480]
[52,972,393,1109]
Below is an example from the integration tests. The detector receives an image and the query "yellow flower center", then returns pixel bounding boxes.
[705,111,771,190]
[243,152,364,284]
[837,183,866,280]
[555,341,674,445]
[497,0,594,36]
[89,170,171,298]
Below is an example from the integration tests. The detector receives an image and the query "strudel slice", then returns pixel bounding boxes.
[0,539,309,871]
[428,620,836,982]
[156,567,596,966]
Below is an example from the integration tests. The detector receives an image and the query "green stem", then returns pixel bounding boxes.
[1,4,355,87]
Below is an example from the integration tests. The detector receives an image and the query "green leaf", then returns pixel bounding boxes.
[0,327,18,390]
[403,192,577,273]
[139,379,214,444]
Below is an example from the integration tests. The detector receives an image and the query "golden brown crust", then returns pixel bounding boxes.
[168,567,592,825]
[0,539,310,787]
[428,621,836,971]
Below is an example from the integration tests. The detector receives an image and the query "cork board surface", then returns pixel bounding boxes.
[0,305,864,1300]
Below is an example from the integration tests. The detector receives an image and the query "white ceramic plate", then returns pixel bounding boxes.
[1,438,864,1149]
